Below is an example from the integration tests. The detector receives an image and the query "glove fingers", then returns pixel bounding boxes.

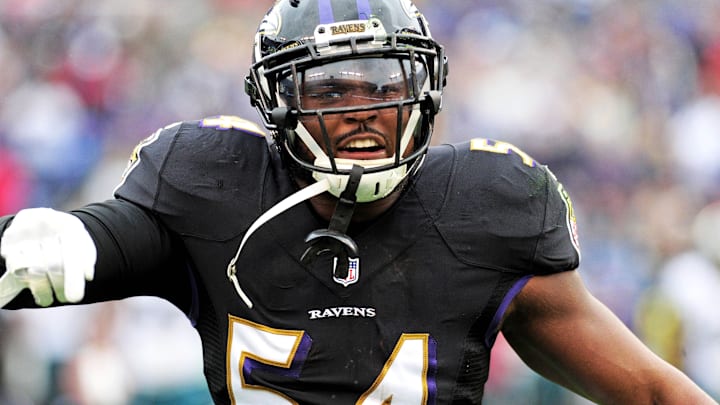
[37,236,68,303]
[58,259,83,303]
[6,238,64,306]
[47,268,67,303]
[27,273,54,307]
[59,223,96,303]
[0,272,26,308]
[2,241,44,306]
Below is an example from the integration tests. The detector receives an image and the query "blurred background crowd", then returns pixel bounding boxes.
[0,0,719,404]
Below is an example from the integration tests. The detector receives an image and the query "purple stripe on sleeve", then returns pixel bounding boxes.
[356,0,372,19]
[484,275,533,347]
[318,0,334,24]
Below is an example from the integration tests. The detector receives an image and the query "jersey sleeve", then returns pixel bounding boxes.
[0,200,194,312]
[72,199,193,308]
[533,166,581,273]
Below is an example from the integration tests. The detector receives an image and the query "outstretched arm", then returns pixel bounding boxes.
[501,270,717,404]
[0,199,193,310]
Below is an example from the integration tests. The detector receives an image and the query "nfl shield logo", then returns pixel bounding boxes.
[333,257,360,287]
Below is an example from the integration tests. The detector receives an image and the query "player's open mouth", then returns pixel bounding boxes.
[336,136,388,159]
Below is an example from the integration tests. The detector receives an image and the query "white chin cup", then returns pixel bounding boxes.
[312,157,408,203]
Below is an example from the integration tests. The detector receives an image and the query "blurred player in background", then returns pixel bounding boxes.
[639,201,720,400]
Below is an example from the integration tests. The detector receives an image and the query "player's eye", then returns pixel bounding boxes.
[375,84,404,99]
[301,83,353,107]
[307,88,345,101]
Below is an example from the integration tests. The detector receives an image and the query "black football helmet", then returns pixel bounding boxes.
[246,0,447,202]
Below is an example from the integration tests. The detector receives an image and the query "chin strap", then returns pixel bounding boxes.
[300,164,364,279]
[226,165,365,309]
[227,178,331,308]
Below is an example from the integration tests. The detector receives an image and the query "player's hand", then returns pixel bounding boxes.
[0,208,96,308]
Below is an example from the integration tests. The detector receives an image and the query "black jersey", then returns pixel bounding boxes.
[0,115,580,404]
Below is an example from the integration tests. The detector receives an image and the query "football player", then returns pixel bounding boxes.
[0,0,715,403]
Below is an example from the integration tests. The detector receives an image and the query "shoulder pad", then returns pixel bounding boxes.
[198,115,266,137]
[469,138,538,168]
[122,122,181,181]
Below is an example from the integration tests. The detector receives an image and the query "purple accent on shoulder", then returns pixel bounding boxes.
[484,275,533,347]
[356,0,371,19]
[318,0,334,24]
